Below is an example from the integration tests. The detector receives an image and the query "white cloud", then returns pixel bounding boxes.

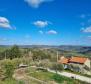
[24,0,53,8]
[0,17,14,29]
[81,26,91,33]
[39,30,44,34]
[47,30,57,34]
[33,20,50,28]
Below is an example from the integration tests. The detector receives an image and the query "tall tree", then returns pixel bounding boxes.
[10,45,21,60]
[51,63,64,73]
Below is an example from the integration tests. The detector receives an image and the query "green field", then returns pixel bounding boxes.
[27,67,89,84]
[0,78,24,84]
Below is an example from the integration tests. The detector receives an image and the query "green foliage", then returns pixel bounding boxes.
[51,63,64,72]
[0,59,20,69]
[56,63,64,71]
[29,67,89,84]
[29,68,54,81]
[17,80,25,84]
[52,74,76,84]
[52,74,89,84]
[0,67,5,80]
[12,58,22,68]
[0,45,22,60]
[5,63,14,78]
[52,74,63,83]
[32,50,51,61]
[10,45,21,59]
[38,59,52,68]
[0,78,25,84]
[3,60,14,78]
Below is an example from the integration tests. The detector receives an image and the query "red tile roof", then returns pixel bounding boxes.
[69,57,87,64]
[59,56,88,64]
[59,58,69,64]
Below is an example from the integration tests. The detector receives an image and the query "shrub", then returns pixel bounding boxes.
[1,60,15,78]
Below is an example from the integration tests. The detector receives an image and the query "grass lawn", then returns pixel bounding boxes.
[0,78,41,84]
[64,69,91,78]
[27,67,90,84]
[0,78,24,84]
[28,68,53,81]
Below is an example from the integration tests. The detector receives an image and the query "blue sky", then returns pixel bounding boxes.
[0,0,91,45]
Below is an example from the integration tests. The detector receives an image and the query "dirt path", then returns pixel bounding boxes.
[13,68,48,84]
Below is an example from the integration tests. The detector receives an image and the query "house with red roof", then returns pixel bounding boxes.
[59,56,91,73]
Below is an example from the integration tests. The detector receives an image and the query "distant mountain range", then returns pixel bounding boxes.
[0,45,91,56]
[58,45,91,51]
[0,45,91,52]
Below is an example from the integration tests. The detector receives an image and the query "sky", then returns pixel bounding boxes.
[0,0,91,45]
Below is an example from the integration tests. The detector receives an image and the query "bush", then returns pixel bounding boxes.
[4,61,14,78]
[51,63,64,72]
[0,60,15,78]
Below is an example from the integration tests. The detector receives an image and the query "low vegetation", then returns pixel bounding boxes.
[27,67,89,84]
[0,45,91,84]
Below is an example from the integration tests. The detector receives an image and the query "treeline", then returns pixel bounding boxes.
[0,45,59,62]
[0,45,21,60]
